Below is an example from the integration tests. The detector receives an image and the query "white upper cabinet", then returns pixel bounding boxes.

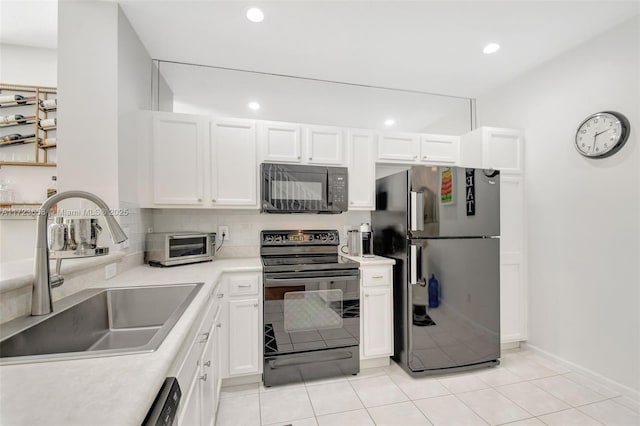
[377,132,420,162]
[260,122,302,163]
[305,125,344,165]
[152,113,206,205]
[347,130,376,210]
[420,134,459,164]
[460,127,523,173]
[210,119,258,208]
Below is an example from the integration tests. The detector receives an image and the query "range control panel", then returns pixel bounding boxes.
[261,230,340,246]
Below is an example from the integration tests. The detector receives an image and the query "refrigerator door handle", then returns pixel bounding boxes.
[410,244,426,286]
[410,191,424,231]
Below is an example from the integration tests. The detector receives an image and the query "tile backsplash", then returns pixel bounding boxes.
[149,209,372,258]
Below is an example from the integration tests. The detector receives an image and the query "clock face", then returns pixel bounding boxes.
[575,111,630,158]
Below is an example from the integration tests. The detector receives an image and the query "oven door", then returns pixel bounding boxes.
[263,270,360,356]
[168,234,212,260]
[261,163,329,212]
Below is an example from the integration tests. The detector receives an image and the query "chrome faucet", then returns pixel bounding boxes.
[32,191,128,315]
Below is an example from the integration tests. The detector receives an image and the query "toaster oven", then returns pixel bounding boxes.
[145,232,215,267]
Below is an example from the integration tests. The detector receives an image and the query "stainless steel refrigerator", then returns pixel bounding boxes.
[372,166,500,374]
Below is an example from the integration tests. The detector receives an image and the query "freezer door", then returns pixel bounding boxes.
[409,166,500,238]
[407,238,500,372]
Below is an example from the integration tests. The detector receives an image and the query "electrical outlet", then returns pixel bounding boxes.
[122,227,130,248]
[105,263,117,280]
[218,226,229,242]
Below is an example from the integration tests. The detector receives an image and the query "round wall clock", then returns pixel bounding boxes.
[575,111,630,158]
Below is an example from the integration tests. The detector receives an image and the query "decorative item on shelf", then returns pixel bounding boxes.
[39,98,57,110]
[0,114,27,124]
[0,94,26,105]
[46,176,57,214]
[1,133,36,144]
[575,111,630,158]
[39,118,56,129]
[0,179,16,207]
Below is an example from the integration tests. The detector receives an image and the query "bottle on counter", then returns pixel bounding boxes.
[47,176,58,214]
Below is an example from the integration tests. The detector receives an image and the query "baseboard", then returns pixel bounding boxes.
[361,357,390,369]
[501,341,521,351]
[221,374,261,387]
[524,343,639,402]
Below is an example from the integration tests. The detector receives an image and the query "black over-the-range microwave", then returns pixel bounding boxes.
[260,163,348,213]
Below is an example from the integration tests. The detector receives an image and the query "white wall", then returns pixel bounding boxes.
[57,1,153,256]
[57,1,119,208]
[477,17,639,393]
[0,44,57,87]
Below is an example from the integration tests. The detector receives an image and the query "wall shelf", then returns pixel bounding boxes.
[0,83,57,165]
[0,161,56,167]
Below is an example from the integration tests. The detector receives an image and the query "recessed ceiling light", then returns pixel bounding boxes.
[384,119,395,127]
[483,43,500,54]
[246,8,264,23]
[248,101,261,110]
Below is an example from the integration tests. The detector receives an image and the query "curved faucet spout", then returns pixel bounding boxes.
[32,191,128,316]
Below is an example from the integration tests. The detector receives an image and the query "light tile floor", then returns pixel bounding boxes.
[217,348,640,426]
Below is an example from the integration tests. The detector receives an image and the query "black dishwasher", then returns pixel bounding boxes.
[142,377,181,426]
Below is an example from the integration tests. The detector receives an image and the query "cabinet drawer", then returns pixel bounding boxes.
[228,274,259,297]
[362,266,391,287]
[176,299,216,388]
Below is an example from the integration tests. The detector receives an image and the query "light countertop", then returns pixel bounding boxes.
[341,254,396,266]
[0,257,261,426]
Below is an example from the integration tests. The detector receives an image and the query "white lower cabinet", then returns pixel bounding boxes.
[362,286,393,358]
[220,272,263,379]
[176,293,219,426]
[227,299,261,376]
[358,262,395,362]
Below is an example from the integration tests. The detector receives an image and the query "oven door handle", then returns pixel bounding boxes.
[268,351,354,369]
[264,276,357,286]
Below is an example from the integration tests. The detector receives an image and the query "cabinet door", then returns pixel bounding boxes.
[212,309,223,419]
[152,113,206,205]
[420,134,459,164]
[347,130,376,210]
[227,299,261,376]
[362,286,393,358]
[305,125,344,165]
[199,321,215,426]
[261,122,302,163]
[178,374,201,426]
[484,128,523,174]
[500,175,527,342]
[377,132,420,162]
[210,119,258,207]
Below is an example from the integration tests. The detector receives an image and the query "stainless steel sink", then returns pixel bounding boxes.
[0,283,203,365]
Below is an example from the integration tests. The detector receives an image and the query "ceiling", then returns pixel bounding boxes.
[2,1,638,98]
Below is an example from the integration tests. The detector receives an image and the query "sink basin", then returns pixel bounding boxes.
[0,283,203,365]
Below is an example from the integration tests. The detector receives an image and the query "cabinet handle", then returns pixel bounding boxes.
[203,360,211,367]
[254,303,259,307]
[309,157,313,160]
[212,198,216,202]
[413,155,418,159]
[297,156,301,159]
[365,294,370,297]
[238,284,252,288]
[350,201,354,205]
[199,373,208,381]
[197,198,202,202]
[200,332,210,342]
[216,323,222,328]
[423,156,427,160]
[372,275,383,279]
[216,293,224,298]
